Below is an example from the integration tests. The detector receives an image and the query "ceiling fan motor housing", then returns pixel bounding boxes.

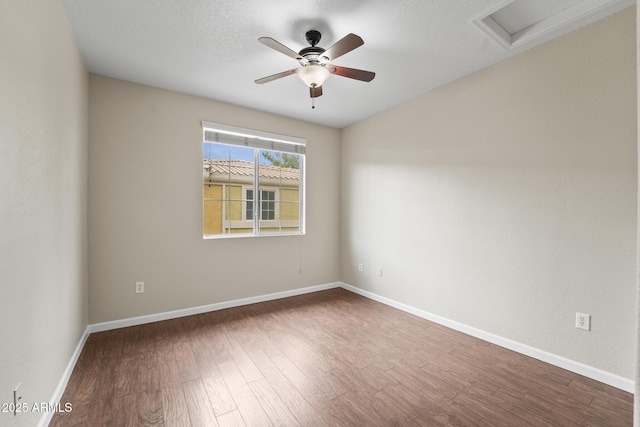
[299,46,326,63]
[299,31,328,65]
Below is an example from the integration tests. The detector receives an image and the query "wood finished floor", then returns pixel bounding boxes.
[50,288,632,426]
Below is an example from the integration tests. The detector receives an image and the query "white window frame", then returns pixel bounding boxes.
[202,121,306,239]
[244,187,280,222]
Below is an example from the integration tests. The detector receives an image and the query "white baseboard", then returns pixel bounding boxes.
[38,326,90,427]
[340,282,634,394]
[89,282,342,333]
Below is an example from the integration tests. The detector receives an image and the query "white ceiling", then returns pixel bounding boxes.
[61,0,634,129]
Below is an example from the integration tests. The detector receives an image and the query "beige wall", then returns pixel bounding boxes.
[341,8,637,380]
[88,75,341,323]
[0,0,88,425]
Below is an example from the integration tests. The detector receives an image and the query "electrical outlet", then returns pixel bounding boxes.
[135,281,144,294]
[576,312,591,331]
[358,263,363,272]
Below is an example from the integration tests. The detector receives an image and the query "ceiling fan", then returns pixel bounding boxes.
[255,30,375,99]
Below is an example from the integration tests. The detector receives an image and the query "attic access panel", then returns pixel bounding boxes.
[471,0,629,49]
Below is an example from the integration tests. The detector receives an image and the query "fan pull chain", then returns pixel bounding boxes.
[312,98,315,109]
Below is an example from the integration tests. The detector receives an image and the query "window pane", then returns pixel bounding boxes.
[258,150,301,233]
[203,142,254,236]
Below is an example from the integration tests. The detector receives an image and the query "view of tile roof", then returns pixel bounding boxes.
[203,159,299,180]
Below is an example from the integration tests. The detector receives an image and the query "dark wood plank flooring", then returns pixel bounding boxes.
[50,288,632,426]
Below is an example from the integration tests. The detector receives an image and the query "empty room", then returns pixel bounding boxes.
[1,0,638,426]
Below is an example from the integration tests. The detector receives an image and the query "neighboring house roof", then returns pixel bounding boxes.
[203,159,299,181]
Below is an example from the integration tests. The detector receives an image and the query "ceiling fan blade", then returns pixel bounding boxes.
[258,37,305,62]
[255,68,298,84]
[322,33,364,61]
[310,85,323,98]
[329,65,375,82]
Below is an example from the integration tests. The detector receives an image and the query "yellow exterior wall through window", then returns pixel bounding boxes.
[227,185,243,221]
[280,188,300,221]
[203,184,222,235]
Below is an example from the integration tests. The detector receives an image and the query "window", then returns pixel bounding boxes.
[247,189,276,221]
[246,189,254,220]
[260,190,275,220]
[202,122,305,238]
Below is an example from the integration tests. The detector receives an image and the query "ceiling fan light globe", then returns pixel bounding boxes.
[298,64,330,88]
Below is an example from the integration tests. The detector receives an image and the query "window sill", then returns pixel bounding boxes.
[203,231,305,240]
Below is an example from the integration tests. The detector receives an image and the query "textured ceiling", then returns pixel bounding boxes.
[61,0,634,129]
